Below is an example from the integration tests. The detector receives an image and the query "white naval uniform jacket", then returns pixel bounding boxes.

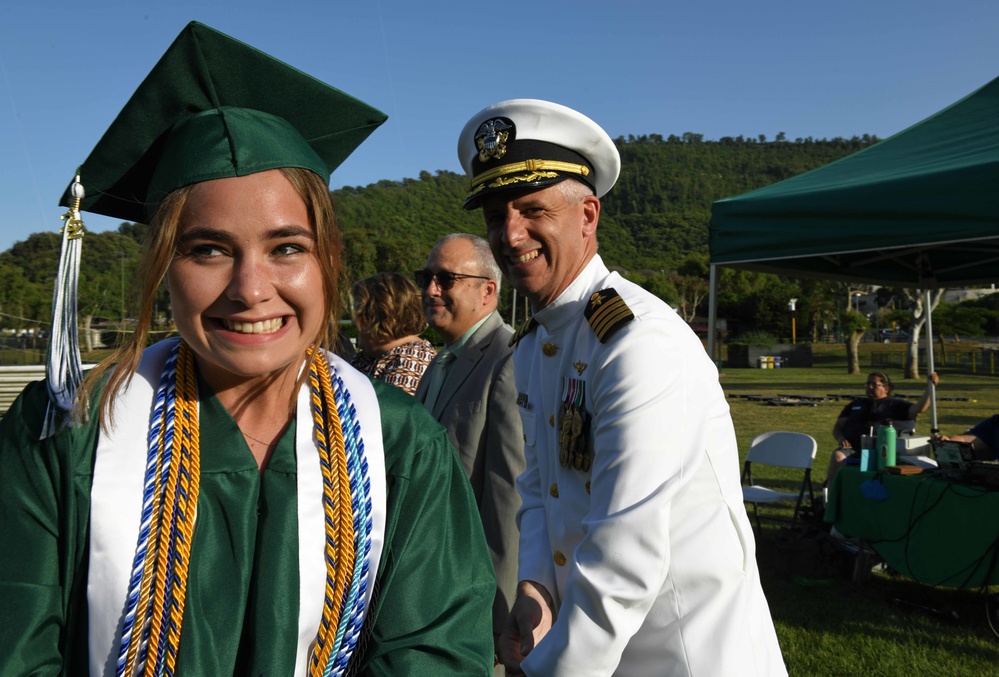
[514,256,786,677]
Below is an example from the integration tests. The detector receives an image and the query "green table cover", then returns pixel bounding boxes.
[825,466,999,587]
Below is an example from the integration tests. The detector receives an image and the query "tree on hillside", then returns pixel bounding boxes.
[671,253,710,321]
[0,261,30,329]
[960,292,999,335]
[931,302,990,340]
[116,221,148,246]
[0,136,884,344]
[799,279,841,342]
[0,232,62,324]
[640,272,678,307]
[0,230,145,351]
[712,267,804,339]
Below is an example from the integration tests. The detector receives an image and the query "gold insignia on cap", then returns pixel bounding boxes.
[585,288,634,343]
[490,170,559,190]
[475,118,512,162]
[469,159,590,195]
[542,343,558,356]
[574,361,587,375]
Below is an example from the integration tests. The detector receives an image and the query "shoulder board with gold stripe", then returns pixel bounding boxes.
[509,316,538,347]
[584,288,634,343]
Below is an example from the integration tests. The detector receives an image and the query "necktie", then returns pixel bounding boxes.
[423,349,454,412]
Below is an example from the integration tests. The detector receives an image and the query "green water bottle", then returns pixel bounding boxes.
[878,422,897,468]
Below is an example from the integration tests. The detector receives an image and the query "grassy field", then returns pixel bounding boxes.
[726,345,999,675]
[5,341,999,673]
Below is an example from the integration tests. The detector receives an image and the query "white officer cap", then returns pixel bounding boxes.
[457,98,621,209]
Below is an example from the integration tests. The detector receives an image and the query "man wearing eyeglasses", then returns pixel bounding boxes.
[458,100,786,676]
[414,233,525,674]
[827,370,940,483]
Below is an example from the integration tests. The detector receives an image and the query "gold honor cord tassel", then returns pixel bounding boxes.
[123,419,169,676]
[309,350,356,677]
[308,364,336,674]
[165,344,201,673]
[124,342,200,676]
[144,421,183,669]
[318,353,356,581]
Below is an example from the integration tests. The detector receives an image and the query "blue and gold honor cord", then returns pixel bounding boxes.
[115,342,371,676]
[116,340,199,676]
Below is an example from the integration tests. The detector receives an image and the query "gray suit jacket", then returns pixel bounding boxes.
[416,311,524,636]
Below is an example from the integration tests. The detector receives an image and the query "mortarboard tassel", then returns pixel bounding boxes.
[42,173,86,438]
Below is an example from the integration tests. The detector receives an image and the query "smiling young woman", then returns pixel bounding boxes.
[0,22,494,676]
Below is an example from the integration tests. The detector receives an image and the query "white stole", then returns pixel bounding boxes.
[88,339,387,677]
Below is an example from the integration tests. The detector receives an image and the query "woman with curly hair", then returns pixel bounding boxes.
[350,273,437,395]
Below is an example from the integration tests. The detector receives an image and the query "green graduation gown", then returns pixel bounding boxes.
[0,376,495,675]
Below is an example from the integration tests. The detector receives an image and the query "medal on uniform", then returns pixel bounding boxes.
[558,402,573,467]
[571,410,588,471]
[559,377,590,470]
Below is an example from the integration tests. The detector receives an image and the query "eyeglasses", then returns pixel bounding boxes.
[866,381,887,387]
[414,269,490,290]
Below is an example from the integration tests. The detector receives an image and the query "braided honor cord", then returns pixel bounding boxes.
[308,349,372,677]
[113,343,370,675]
[116,340,200,677]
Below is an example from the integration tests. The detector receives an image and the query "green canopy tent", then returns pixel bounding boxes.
[708,75,999,429]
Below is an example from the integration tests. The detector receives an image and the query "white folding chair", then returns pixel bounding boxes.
[741,431,818,533]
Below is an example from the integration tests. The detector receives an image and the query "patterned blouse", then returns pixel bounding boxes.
[349,338,437,396]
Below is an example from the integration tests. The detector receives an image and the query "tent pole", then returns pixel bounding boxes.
[924,288,938,433]
[707,264,718,366]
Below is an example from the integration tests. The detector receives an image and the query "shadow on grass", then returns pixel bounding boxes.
[753,524,999,673]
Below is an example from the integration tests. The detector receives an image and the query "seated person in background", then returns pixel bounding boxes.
[936,414,999,460]
[350,272,437,395]
[826,370,940,482]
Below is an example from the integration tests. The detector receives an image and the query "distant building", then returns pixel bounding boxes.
[942,286,998,304]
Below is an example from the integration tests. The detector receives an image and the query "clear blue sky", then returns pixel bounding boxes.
[1,0,997,253]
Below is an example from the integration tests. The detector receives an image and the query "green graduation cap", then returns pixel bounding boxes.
[60,20,387,223]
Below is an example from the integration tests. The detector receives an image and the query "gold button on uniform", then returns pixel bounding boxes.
[585,481,591,494]
[549,414,555,427]
[553,551,566,566]
[542,343,558,356]
[549,483,559,498]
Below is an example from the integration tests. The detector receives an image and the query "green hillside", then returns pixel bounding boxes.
[0,134,877,332]
[333,134,878,278]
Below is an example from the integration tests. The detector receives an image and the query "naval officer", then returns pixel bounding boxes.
[458,99,787,676]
